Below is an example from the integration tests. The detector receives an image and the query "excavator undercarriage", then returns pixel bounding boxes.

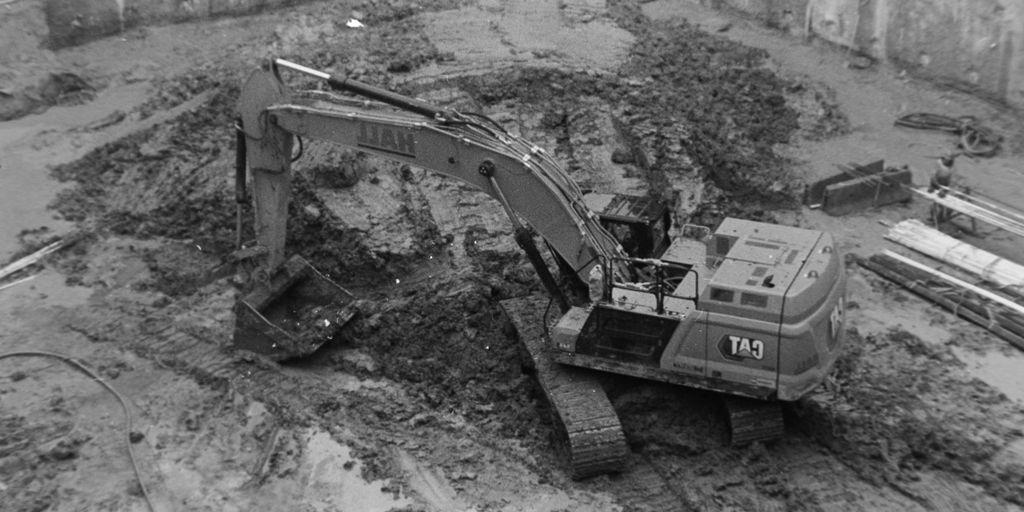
[501,295,629,478]
[501,295,787,477]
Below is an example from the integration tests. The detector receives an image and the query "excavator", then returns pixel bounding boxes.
[232,58,848,478]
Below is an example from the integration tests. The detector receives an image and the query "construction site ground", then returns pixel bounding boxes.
[2,0,1024,511]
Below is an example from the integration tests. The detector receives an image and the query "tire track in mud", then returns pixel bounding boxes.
[606,454,697,512]
[61,308,239,382]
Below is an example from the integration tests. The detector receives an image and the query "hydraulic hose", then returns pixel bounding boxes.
[894,112,1001,157]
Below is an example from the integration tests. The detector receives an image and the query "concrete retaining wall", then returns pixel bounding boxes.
[712,0,1024,108]
[24,0,1024,107]
[42,0,304,48]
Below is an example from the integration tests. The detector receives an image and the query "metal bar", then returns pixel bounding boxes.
[234,119,247,250]
[273,58,330,80]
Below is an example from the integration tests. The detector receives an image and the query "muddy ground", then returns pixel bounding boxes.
[3,0,1024,511]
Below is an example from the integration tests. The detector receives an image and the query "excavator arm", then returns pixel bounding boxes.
[237,59,627,289]
[232,59,847,476]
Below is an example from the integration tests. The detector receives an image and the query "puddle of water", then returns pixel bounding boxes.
[279,366,389,392]
[0,146,76,260]
[0,269,92,313]
[302,429,412,512]
[335,373,389,392]
[0,82,153,261]
[951,346,1024,403]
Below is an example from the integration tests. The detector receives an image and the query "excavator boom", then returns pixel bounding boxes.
[238,59,626,285]
[233,59,647,476]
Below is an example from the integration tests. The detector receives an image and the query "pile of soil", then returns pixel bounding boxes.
[453,18,847,226]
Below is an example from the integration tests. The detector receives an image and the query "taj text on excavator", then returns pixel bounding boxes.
[232,58,847,478]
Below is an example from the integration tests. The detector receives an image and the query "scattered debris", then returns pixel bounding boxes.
[39,72,95,106]
[79,110,127,132]
[846,55,875,70]
[242,425,281,488]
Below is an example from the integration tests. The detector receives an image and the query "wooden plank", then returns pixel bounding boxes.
[882,250,1024,316]
[0,275,37,291]
[886,219,1024,296]
[912,187,1024,237]
[875,252,1024,341]
[860,254,1024,351]
[0,241,63,281]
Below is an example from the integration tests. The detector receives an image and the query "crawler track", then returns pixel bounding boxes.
[500,296,628,479]
[724,396,785,446]
[610,455,695,512]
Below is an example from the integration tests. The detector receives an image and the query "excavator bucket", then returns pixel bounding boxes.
[233,256,356,361]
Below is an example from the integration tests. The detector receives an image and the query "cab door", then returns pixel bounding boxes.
[663,310,708,378]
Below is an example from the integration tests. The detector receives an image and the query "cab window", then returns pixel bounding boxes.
[710,288,734,302]
[740,293,767,308]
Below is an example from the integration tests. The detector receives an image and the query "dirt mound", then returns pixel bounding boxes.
[453,18,848,226]
[795,326,1024,505]
[344,276,538,426]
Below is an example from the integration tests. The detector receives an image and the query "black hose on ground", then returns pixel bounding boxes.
[894,112,1002,158]
[0,351,156,512]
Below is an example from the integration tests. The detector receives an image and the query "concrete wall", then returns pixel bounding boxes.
[713,0,1024,108]
[26,0,1024,107]
[42,0,303,48]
